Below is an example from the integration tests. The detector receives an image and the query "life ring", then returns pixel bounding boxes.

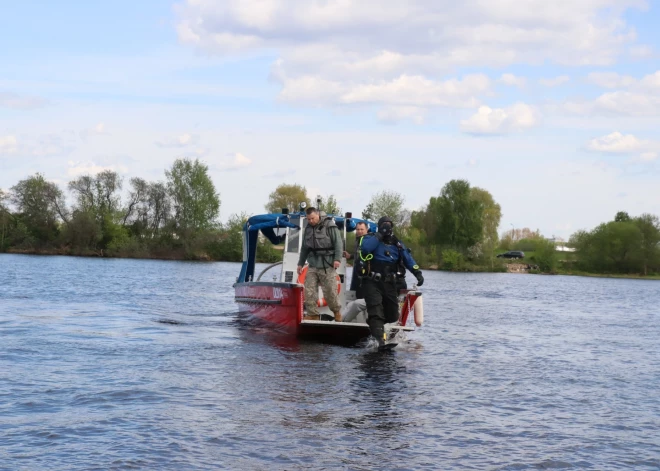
[297,265,341,307]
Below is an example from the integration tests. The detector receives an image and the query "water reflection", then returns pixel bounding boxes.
[232,311,302,352]
[346,352,410,442]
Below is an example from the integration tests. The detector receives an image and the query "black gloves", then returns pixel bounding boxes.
[414,270,424,287]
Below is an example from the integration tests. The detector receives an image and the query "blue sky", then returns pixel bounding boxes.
[2,0,660,239]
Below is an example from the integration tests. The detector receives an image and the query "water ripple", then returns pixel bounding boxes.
[1,255,659,470]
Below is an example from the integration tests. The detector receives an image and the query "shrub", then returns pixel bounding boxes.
[441,249,463,271]
[534,238,557,273]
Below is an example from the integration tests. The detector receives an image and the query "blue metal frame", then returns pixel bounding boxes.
[236,212,376,283]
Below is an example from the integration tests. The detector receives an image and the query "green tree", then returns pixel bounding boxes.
[206,212,247,262]
[363,190,405,224]
[470,187,501,265]
[68,170,126,250]
[533,238,557,273]
[265,183,309,214]
[10,173,67,243]
[166,158,220,233]
[0,189,12,251]
[634,214,660,275]
[501,227,541,242]
[317,194,342,215]
[427,179,484,250]
[572,221,642,273]
[614,211,631,222]
[62,210,102,251]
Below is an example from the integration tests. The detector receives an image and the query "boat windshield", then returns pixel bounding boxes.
[286,216,302,253]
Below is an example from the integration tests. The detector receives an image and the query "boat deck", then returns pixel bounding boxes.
[300,320,415,331]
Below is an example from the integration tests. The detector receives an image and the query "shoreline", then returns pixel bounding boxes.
[3,250,659,280]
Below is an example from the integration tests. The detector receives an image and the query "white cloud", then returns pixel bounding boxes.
[0,92,48,110]
[583,70,660,91]
[561,70,660,117]
[156,133,200,148]
[539,75,570,87]
[176,0,645,115]
[79,122,109,141]
[639,71,660,90]
[278,73,490,108]
[587,72,636,88]
[194,147,210,156]
[587,131,647,153]
[586,131,660,162]
[0,133,77,158]
[217,152,252,171]
[639,152,657,162]
[177,1,643,66]
[593,91,660,116]
[32,134,76,157]
[0,135,19,155]
[499,73,526,88]
[629,45,654,59]
[343,74,488,107]
[460,103,540,134]
[67,160,129,177]
[377,106,426,125]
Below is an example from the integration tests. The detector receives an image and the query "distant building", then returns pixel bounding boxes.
[547,237,576,252]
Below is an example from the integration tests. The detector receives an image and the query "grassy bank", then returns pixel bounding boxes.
[554,270,660,280]
[3,245,278,263]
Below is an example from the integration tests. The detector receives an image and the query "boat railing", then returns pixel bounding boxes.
[256,261,284,281]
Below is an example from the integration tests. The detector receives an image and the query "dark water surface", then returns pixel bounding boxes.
[1,254,659,470]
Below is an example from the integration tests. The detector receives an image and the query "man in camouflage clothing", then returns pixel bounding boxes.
[297,207,343,321]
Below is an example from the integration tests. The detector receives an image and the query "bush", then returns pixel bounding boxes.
[106,236,148,258]
[62,211,102,250]
[514,238,540,252]
[102,218,131,251]
[533,239,557,273]
[441,249,463,271]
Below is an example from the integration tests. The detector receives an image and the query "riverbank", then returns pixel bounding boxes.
[4,247,203,261]
[431,261,660,280]
[4,249,659,280]
[554,270,660,280]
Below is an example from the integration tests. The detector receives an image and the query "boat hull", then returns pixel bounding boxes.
[234,282,303,333]
[234,282,422,344]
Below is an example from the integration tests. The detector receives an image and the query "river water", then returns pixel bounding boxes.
[1,254,659,470]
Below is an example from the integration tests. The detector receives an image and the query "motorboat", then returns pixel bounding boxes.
[233,206,423,345]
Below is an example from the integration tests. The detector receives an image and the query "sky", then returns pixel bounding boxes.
[1,0,659,240]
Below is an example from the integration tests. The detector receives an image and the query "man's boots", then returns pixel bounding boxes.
[367,318,386,347]
[334,311,342,322]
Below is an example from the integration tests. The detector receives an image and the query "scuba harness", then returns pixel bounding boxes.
[357,233,405,284]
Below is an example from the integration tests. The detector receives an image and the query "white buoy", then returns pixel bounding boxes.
[413,295,424,326]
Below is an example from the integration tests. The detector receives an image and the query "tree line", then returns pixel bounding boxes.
[2,166,659,277]
[0,159,277,263]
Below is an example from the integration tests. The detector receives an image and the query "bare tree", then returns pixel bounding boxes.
[122,177,148,226]
[68,170,123,222]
